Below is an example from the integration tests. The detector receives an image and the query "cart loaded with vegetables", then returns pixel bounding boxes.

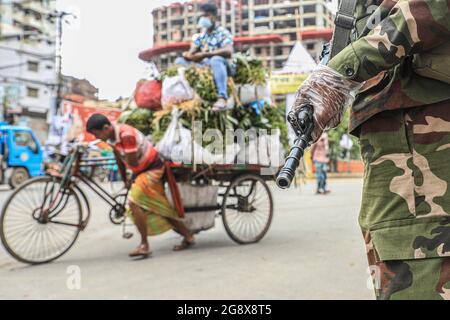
[0,54,289,264]
[123,54,289,240]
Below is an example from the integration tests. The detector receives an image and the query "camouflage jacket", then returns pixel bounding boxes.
[328,0,450,135]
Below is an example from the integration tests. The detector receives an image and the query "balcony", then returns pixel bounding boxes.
[21,1,53,15]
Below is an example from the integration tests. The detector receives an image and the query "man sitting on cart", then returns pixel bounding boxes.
[86,114,195,258]
[175,1,234,112]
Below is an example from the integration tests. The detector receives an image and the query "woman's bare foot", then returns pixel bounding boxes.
[129,244,152,258]
[173,237,196,252]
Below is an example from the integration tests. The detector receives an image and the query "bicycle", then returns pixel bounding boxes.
[0,143,275,265]
[0,143,129,264]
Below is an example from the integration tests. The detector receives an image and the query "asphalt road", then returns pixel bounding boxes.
[0,180,375,300]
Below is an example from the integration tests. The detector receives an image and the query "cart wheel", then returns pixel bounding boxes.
[0,176,82,264]
[222,174,273,245]
[8,167,30,189]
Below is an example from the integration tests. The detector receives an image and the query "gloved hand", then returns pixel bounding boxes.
[287,65,362,143]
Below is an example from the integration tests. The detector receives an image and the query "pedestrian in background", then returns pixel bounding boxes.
[311,133,330,195]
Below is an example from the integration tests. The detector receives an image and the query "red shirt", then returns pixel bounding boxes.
[109,124,157,174]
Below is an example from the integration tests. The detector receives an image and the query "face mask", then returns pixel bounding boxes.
[198,16,213,30]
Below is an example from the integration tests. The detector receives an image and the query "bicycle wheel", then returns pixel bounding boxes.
[222,174,274,245]
[0,176,82,265]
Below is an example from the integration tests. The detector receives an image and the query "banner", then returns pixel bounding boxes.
[3,85,21,114]
[62,102,122,142]
[269,73,308,95]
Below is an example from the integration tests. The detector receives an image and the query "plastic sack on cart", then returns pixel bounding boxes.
[236,130,284,167]
[236,131,259,165]
[156,109,180,160]
[166,183,219,233]
[265,129,285,169]
[156,114,198,164]
[172,130,241,165]
[258,134,270,167]
[161,67,194,108]
[238,83,271,106]
[157,108,241,164]
[134,79,162,110]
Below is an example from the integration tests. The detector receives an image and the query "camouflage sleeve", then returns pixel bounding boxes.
[328,0,450,81]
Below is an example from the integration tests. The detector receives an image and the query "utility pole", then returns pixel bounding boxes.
[49,10,75,115]
[0,0,6,121]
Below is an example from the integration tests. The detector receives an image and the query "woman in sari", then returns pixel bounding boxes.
[86,114,195,258]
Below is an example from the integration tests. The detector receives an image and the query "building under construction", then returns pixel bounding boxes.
[148,0,334,71]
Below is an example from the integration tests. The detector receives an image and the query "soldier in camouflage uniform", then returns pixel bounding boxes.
[289,0,450,299]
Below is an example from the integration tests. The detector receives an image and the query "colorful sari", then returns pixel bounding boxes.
[128,166,179,236]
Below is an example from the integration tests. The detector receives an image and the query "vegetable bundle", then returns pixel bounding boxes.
[122,55,289,152]
[233,53,268,86]
[118,108,154,136]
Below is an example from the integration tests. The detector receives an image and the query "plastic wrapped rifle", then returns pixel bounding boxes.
[276,105,314,189]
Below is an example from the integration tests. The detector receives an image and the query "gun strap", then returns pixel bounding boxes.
[330,0,358,59]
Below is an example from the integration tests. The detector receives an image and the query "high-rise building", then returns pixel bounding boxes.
[150,0,334,71]
[0,0,57,141]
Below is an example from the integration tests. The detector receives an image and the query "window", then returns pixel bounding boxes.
[303,5,316,14]
[303,17,317,26]
[255,9,269,19]
[27,87,39,98]
[27,61,39,72]
[14,132,37,153]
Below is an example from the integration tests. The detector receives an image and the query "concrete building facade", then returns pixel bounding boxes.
[0,0,57,141]
[61,75,99,101]
[151,0,334,71]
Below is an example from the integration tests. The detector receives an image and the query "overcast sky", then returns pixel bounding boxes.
[57,0,188,100]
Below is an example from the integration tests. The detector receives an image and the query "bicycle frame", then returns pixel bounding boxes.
[46,144,128,229]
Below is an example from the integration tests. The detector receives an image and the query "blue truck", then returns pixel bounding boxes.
[0,122,44,188]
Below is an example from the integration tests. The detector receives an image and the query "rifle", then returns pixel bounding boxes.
[276,105,314,189]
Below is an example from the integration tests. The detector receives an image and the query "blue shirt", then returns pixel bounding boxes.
[192,26,233,53]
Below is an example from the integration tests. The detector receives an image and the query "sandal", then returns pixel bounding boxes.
[173,238,196,252]
[129,245,152,259]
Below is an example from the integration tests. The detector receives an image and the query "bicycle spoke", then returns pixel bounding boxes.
[1,178,82,264]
